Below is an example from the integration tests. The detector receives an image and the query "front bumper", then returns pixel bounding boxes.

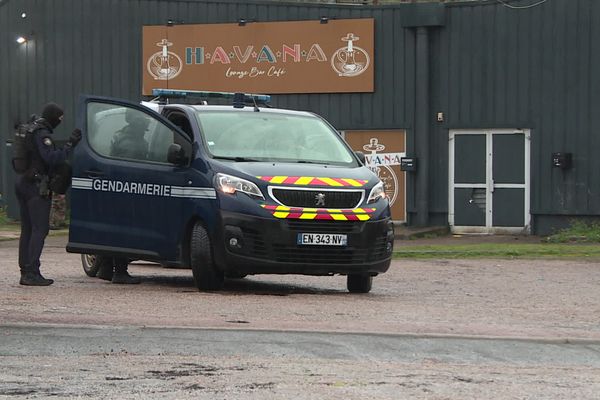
[214,210,394,276]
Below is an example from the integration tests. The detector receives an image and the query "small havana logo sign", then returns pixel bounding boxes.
[363,138,404,207]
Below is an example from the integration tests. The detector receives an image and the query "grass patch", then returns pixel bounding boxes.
[393,243,600,259]
[545,220,600,243]
[0,206,19,231]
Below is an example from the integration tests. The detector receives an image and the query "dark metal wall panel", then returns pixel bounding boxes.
[430,0,600,218]
[0,0,414,218]
[0,1,8,206]
[2,0,599,224]
[589,0,600,215]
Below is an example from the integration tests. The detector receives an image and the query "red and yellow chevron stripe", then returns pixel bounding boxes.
[257,176,367,187]
[261,205,375,221]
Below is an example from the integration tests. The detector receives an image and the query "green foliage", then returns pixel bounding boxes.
[546,220,600,243]
[0,206,19,230]
[0,206,8,225]
[394,243,600,259]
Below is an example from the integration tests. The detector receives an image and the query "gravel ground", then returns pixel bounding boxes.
[1,236,600,399]
[2,354,600,400]
[1,237,600,339]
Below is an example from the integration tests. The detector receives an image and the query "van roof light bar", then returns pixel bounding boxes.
[151,89,271,106]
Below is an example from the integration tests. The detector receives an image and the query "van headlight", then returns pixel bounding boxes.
[215,173,264,199]
[367,181,386,204]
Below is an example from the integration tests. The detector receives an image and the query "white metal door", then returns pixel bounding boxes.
[449,129,531,234]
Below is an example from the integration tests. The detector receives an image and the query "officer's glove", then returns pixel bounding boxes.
[68,128,82,147]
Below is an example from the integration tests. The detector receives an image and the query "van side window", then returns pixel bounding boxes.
[166,112,193,139]
[87,103,176,164]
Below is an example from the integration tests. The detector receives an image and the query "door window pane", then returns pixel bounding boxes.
[454,188,486,226]
[454,135,486,184]
[493,134,525,184]
[87,102,175,164]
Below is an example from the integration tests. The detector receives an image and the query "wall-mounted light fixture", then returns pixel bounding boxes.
[166,19,184,27]
[21,12,27,19]
[320,16,337,24]
[16,36,27,44]
[238,18,255,26]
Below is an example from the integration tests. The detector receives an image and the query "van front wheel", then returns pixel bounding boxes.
[347,274,372,293]
[190,223,224,291]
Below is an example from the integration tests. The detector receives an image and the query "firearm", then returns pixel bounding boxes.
[38,174,50,198]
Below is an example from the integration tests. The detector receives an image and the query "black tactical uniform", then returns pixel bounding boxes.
[15,103,81,286]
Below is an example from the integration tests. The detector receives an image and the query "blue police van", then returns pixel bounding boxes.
[67,90,394,293]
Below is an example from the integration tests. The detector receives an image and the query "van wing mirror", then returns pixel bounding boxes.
[354,151,366,164]
[167,143,188,165]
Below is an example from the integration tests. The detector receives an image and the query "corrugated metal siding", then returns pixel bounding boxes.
[430,0,600,216]
[0,0,412,134]
[1,0,599,223]
[0,0,413,218]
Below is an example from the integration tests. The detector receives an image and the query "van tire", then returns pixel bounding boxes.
[190,223,224,291]
[347,274,372,293]
[225,273,247,279]
[81,254,110,277]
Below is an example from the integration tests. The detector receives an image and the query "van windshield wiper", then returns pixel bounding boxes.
[296,160,332,165]
[212,155,261,162]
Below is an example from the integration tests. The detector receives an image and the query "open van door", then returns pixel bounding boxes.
[67,96,196,263]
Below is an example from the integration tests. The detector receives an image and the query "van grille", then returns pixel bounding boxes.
[271,245,370,264]
[285,220,360,234]
[271,188,363,209]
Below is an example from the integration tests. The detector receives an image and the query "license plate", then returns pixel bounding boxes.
[297,233,347,246]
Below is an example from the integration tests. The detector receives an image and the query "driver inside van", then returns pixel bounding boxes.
[110,109,150,161]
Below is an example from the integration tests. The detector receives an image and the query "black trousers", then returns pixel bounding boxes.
[15,176,51,273]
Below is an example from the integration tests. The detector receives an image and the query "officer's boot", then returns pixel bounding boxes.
[96,262,114,281]
[112,264,141,285]
[20,266,54,286]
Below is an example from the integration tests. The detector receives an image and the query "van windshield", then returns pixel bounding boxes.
[195,110,356,165]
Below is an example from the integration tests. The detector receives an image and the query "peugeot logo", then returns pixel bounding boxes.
[315,193,326,207]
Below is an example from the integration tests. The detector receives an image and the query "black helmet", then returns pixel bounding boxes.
[41,103,64,129]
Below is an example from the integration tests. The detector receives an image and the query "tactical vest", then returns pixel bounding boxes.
[11,119,49,178]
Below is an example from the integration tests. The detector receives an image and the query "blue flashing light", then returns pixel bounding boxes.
[151,89,270,105]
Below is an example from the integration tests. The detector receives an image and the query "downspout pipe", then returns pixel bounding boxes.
[415,26,430,226]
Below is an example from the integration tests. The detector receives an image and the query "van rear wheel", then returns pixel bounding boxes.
[81,254,113,277]
[347,274,372,293]
[81,254,99,277]
[190,222,224,291]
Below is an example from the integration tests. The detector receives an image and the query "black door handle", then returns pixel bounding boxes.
[84,169,104,178]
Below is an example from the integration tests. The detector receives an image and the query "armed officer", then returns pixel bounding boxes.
[15,103,81,286]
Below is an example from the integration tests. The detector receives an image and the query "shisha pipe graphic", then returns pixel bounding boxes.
[363,138,398,206]
[343,33,357,53]
[331,33,370,77]
[338,33,359,73]
[148,38,182,80]
[363,138,386,171]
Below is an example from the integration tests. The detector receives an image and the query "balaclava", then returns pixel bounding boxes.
[41,103,64,129]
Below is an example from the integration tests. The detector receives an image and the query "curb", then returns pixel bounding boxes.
[3,322,600,346]
[394,225,450,240]
[0,229,69,241]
